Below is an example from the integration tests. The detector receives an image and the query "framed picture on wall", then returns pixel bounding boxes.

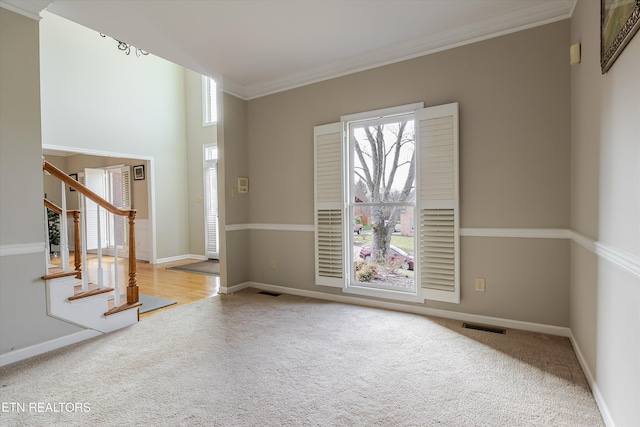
[601,0,640,73]
[133,165,145,181]
[69,173,78,191]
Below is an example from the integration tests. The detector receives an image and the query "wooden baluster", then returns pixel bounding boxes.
[72,211,81,277]
[96,203,104,288]
[80,194,89,293]
[60,181,69,271]
[127,210,138,304]
[113,212,120,308]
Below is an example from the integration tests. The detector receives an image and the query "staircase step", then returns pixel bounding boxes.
[104,302,142,317]
[42,270,81,280]
[68,287,113,301]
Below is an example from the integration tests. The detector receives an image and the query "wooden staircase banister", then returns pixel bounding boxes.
[44,199,80,216]
[44,198,82,277]
[43,160,133,217]
[43,160,139,305]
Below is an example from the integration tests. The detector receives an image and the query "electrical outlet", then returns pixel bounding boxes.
[270,259,276,270]
[475,277,486,292]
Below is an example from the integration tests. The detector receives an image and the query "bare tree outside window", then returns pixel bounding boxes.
[351,118,416,289]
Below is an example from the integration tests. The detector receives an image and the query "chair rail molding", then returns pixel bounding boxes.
[0,242,45,257]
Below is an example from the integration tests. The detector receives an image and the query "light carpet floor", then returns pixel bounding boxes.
[0,289,603,426]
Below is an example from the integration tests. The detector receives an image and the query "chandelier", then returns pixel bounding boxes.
[100,33,149,57]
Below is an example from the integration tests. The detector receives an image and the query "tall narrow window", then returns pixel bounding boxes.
[349,115,416,293]
[203,76,217,126]
[203,145,219,259]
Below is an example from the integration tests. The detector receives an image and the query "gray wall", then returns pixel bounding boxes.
[233,20,572,326]
[0,8,83,355]
[570,2,640,426]
[219,91,250,287]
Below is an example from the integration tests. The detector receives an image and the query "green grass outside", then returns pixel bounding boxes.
[353,233,415,255]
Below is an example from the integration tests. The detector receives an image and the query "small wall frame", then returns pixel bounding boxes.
[133,165,145,181]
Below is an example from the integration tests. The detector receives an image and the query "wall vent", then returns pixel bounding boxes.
[462,323,506,334]
[258,291,281,297]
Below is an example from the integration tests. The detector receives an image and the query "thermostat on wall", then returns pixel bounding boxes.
[238,177,249,193]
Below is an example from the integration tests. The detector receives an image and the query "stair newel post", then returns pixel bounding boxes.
[96,204,104,288]
[126,210,138,304]
[80,194,89,293]
[72,211,81,277]
[60,181,70,272]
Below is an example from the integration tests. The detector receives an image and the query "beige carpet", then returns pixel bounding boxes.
[0,289,603,426]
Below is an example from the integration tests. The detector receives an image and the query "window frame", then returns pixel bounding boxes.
[346,112,419,297]
[202,76,217,127]
[314,102,459,304]
[203,144,219,259]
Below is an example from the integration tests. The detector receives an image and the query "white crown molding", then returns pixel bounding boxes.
[0,0,51,20]
[0,242,45,257]
[220,77,249,101]
[243,0,575,99]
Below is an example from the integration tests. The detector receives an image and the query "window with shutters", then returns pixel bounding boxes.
[79,165,131,252]
[203,145,219,259]
[314,102,459,304]
[203,76,217,126]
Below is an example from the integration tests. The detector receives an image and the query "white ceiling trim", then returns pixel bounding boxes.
[234,0,576,100]
[0,0,51,20]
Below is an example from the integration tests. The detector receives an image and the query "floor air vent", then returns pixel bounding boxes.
[462,323,506,335]
[258,291,282,297]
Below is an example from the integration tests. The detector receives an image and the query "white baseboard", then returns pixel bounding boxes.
[568,332,615,427]
[219,281,251,294]
[239,281,571,337]
[0,329,102,367]
[155,254,207,264]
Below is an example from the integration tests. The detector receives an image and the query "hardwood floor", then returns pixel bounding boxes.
[50,254,220,319]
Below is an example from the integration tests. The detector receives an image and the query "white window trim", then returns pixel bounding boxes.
[202,76,217,127]
[203,144,219,259]
[345,108,421,303]
[341,102,424,123]
[314,102,459,305]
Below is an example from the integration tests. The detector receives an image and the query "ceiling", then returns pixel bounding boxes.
[4,0,575,99]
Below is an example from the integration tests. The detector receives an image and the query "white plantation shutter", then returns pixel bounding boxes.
[115,167,130,246]
[121,167,131,209]
[205,162,219,259]
[314,122,346,287]
[84,168,108,251]
[417,103,460,303]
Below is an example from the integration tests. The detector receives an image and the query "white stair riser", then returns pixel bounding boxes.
[46,277,137,333]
